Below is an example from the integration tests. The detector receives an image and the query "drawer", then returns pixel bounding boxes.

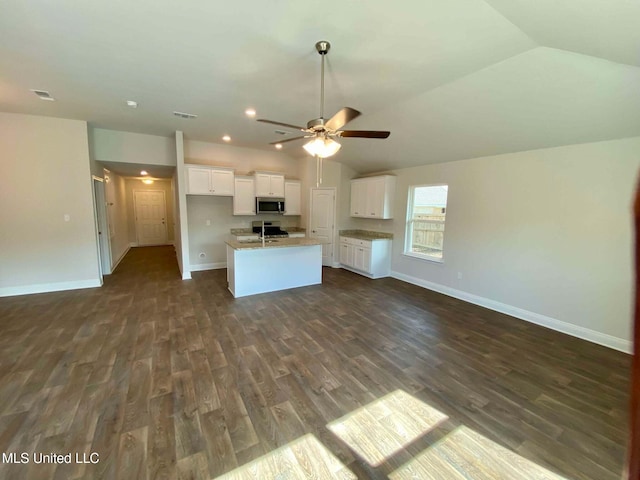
[340,236,372,247]
[353,239,371,248]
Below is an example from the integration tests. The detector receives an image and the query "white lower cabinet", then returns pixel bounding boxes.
[339,236,391,278]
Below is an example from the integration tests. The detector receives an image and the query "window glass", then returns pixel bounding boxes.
[405,185,448,261]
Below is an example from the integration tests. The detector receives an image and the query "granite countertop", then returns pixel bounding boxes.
[339,229,393,241]
[284,227,306,233]
[230,228,254,235]
[229,227,306,236]
[226,237,322,250]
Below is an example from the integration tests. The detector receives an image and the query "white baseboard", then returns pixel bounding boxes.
[190,262,227,272]
[129,242,138,247]
[0,278,102,298]
[390,271,632,354]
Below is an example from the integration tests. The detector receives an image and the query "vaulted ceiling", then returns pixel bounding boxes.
[1,0,639,173]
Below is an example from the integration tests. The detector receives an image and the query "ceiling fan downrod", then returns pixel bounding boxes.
[315,41,330,121]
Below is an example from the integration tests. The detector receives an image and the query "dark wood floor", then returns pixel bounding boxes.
[0,246,630,479]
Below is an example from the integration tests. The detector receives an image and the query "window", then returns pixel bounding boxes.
[405,184,448,262]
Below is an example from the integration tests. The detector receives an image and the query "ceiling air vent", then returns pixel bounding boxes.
[30,89,55,101]
[173,111,197,119]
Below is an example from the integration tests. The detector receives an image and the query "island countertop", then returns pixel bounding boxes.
[225,237,322,250]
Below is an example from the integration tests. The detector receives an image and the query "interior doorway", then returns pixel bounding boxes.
[309,187,337,266]
[92,176,112,277]
[134,190,168,246]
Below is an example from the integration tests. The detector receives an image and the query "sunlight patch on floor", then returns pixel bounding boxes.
[327,389,449,467]
[389,426,569,480]
[213,434,356,480]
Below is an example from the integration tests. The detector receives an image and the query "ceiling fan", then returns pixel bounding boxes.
[257,41,390,158]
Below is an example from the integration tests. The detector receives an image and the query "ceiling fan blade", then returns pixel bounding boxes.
[338,130,391,139]
[324,107,361,131]
[257,119,308,132]
[269,136,308,145]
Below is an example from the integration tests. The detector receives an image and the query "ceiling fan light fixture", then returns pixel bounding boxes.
[303,137,341,158]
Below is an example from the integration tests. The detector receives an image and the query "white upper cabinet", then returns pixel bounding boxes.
[254,172,285,197]
[186,165,234,196]
[350,180,367,217]
[284,180,301,216]
[350,175,396,219]
[233,176,256,215]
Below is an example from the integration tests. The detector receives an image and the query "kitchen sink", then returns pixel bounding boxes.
[240,239,279,244]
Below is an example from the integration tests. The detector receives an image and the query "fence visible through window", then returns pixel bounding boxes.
[406,185,448,261]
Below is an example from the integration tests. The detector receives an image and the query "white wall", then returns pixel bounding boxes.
[92,128,176,166]
[185,140,298,175]
[0,113,101,295]
[184,138,302,271]
[376,137,639,351]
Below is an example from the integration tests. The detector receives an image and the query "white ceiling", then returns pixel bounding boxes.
[1,0,639,173]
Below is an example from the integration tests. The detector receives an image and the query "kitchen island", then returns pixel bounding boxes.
[225,237,323,298]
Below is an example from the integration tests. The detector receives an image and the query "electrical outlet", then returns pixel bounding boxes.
[205,220,211,226]
[64,214,70,222]
[457,272,463,279]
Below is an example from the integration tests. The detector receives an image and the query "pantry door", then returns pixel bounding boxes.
[134,190,168,246]
[309,188,336,266]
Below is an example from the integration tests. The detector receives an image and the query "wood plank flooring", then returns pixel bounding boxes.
[0,246,630,479]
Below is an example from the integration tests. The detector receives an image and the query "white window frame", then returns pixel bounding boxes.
[404,184,448,263]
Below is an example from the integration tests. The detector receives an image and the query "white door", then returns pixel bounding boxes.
[92,177,111,277]
[134,190,168,246]
[310,188,336,266]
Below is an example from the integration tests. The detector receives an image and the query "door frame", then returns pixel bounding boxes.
[92,175,112,279]
[309,187,337,267]
[133,189,168,246]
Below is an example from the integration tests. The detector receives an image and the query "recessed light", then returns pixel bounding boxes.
[126,100,138,108]
[275,144,283,150]
[140,170,148,176]
[142,179,154,185]
[245,108,256,117]
[30,89,55,101]
[222,135,231,142]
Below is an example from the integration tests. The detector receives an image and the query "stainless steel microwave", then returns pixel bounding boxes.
[256,197,285,214]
